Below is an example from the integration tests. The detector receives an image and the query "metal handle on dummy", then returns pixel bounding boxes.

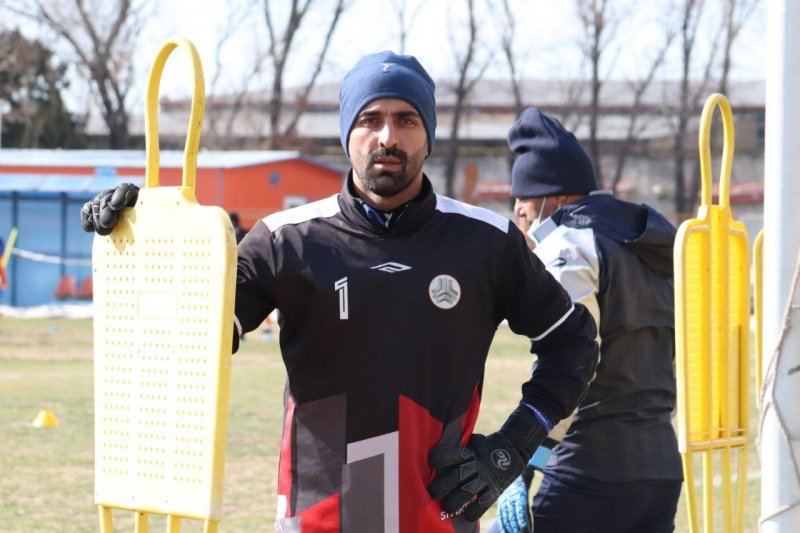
[144,38,205,190]
[698,93,735,209]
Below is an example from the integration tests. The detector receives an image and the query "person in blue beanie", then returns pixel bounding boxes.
[491,108,683,533]
[81,53,599,532]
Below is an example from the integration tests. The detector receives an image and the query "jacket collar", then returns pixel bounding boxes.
[339,171,436,237]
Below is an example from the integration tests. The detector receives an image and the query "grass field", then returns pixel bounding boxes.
[0,317,760,531]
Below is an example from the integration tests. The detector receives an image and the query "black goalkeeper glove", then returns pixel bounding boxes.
[427,406,547,522]
[80,183,139,236]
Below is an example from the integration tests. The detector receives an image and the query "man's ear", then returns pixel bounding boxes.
[552,194,571,206]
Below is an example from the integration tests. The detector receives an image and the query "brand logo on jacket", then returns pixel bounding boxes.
[429,275,461,309]
[548,257,567,268]
[371,262,412,273]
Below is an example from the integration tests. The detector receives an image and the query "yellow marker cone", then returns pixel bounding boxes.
[32,410,59,428]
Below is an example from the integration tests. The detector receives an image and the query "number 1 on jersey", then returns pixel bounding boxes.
[335,277,349,320]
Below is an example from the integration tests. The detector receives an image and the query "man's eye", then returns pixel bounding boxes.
[359,117,378,126]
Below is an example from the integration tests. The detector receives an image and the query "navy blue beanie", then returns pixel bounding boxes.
[508,108,598,198]
[339,50,436,156]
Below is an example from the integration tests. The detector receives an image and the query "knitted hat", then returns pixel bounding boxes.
[339,50,437,156]
[508,108,598,198]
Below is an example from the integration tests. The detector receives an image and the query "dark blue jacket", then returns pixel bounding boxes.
[533,191,683,482]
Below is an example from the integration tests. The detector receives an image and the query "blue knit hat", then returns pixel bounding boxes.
[339,51,437,156]
[508,108,598,198]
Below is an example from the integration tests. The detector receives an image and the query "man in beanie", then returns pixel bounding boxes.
[81,53,598,532]
[492,108,683,533]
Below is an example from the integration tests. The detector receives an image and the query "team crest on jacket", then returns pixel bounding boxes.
[428,275,461,309]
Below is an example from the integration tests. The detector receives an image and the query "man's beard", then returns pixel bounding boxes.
[356,146,422,198]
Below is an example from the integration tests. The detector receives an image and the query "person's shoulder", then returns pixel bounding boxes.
[261,194,341,231]
[533,224,600,271]
[538,224,597,253]
[433,194,510,233]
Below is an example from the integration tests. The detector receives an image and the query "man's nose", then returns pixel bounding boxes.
[378,123,398,148]
[513,198,525,217]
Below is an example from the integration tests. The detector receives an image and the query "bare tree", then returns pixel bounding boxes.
[719,0,759,96]
[610,29,676,192]
[559,80,591,134]
[574,0,625,187]
[495,0,524,117]
[6,0,149,148]
[443,0,493,198]
[204,4,265,149]
[672,0,707,215]
[261,0,347,149]
[390,0,427,54]
[671,0,731,216]
[493,0,525,206]
[679,0,756,214]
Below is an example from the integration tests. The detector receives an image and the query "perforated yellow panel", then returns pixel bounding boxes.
[676,210,749,446]
[93,192,236,519]
[674,93,750,533]
[93,38,236,526]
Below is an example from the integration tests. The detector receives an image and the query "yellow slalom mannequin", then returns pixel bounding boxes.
[92,38,237,533]
[1,227,18,290]
[674,93,750,533]
[1,227,17,268]
[753,229,764,405]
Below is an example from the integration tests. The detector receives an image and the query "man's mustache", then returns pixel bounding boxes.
[367,147,408,166]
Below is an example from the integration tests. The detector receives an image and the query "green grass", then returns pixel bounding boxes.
[0,318,760,531]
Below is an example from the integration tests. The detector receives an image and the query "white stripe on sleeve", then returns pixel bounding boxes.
[530,304,575,342]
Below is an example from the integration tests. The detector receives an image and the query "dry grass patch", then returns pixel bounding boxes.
[0,317,761,531]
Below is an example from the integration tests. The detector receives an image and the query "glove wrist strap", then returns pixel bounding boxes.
[499,406,548,460]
